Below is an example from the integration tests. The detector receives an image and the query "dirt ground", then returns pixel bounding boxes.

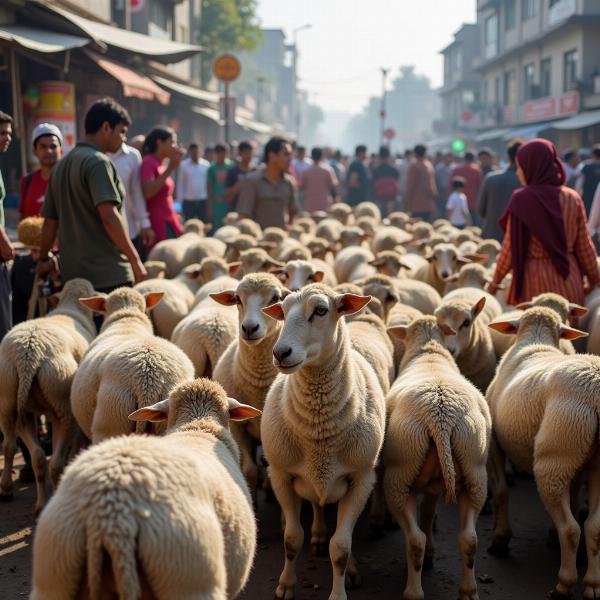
[0,451,590,600]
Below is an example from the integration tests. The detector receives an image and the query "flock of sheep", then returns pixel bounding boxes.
[1,201,600,600]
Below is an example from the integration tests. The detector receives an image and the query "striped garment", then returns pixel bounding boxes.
[493,186,599,305]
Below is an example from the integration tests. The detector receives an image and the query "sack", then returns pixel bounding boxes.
[373,176,399,200]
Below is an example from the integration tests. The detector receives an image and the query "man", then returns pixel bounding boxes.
[300,147,338,213]
[404,144,437,222]
[435,152,455,218]
[449,151,484,223]
[478,147,498,176]
[371,145,400,217]
[237,136,298,229]
[577,145,600,216]
[398,148,414,208]
[292,145,312,180]
[176,143,210,222]
[562,149,581,188]
[109,140,154,259]
[19,123,63,219]
[37,98,146,292]
[346,145,369,207]
[225,140,254,210]
[0,111,14,340]
[207,143,233,230]
[477,139,522,242]
[328,149,346,189]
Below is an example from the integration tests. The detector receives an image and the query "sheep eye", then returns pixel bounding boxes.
[462,319,471,328]
[270,294,280,304]
[234,295,242,305]
[314,306,328,317]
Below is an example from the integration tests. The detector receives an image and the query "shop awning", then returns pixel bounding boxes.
[152,76,219,104]
[191,105,221,124]
[476,127,511,142]
[35,3,202,63]
[549,110,600,130]
[0,25,89,53]
[501,122,554,141]
[86,50,170,105]
[236,115,272,134]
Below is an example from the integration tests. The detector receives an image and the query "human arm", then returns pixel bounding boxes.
[588,182,600,236]
[573,194,600,291]
[0,225,14,262]
[141,148,184,199]
[35,218,58,275]
[488,215,512,293]
[129,156,154,247]
[329,167,339,198]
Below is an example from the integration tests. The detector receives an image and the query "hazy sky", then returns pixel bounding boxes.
[257,0,476,115]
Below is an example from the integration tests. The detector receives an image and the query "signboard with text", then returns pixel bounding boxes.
[522,92,578,122]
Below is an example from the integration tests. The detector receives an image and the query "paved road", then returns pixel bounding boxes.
[0,453,587,599]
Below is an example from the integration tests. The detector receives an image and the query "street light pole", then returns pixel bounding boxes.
[292,23,312,139]
[380,67,389,148]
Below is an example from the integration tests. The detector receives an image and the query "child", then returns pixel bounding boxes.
[446,176,471,229]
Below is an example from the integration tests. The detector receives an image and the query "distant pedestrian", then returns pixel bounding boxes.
[204,146,215,163]
[478,147,498,176]
[398,148,413,208]
[561,149,580,188]
[225,140,255,210]
[576,145,600,215]
[404,144,437,222]
[292,146,312,180]
[20,123,63,220]
[207,143,233,230]
[371,145,400,217]
[488,139,598,305]
[176,143,210,222]
[37,98,147,292]
[141,126,185,245]
[346,144,369,206]
[477,140,523,241]
[435,152,455,218]
[328,149,346,189]
[237,137,298,229]
[300,147,338,213]
[449,152,484,223]
[0,111,14,340]
[446,177,470,229]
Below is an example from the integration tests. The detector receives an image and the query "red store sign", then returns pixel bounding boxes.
[523,92,579,122]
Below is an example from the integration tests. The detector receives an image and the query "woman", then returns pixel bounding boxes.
[488,138,598,305]
[140,127,185,247]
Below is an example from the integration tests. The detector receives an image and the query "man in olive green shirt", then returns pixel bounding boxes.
[0,111,14,339]
[37,98,146,291]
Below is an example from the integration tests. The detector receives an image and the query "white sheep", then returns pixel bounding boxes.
[371,226,413,254]
[190,257,240,306]
[486,308,599,599]
[211,273,290,494]
[315,217,344,243]
[224,234,257,262]
[385,316,491,600]
[413,243,476,294]
[30,378,261,600]
[237,217,263,239]
[334,245,376,283]
[182,236,227,268]
[328,201,354,225]
[0,279,96,513]
[354,201,381,222]
[71,288,194,443]
[369,250,411,279]
[232,248,284,279]
[261,284,386,600]
[273,258,337,291]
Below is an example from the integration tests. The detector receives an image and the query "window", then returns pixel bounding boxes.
[540,58,552,96]
[149,0,173,38]
[523,63,536,100]
[503,69,516,106]
[505,0,516,30]
[563,49,578,91]
[484,13,498,59]
[522,0,537,19]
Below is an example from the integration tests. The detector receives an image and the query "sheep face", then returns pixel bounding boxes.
[340,227,366,248]
[144,261,167,279]
[434,298,487,358]
[426,244,468,281]
[238,249,284,276]
[192,257,229,284]
[274,260,324,292]
[307,237,333,259]
[361,279,399,321]
[369,251,410,278]
[264,284,370,373]
[445,263,490,290]
[224,235,257,262]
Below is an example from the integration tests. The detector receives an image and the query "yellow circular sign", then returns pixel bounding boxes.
[213,54,241,83]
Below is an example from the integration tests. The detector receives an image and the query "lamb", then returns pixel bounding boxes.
[224,234,257,262]
[315,217,344,243]
[143,260,167,279]
[414,243,478,294]
[371,225,413,254]
[211,273,290,494]
[476,239,502,268]
[339,225,368,248]
[384,316,491,600]
[307,236,336,265]
[274,258,337,291]
[182,236,227,268]
[261,284,385,600]
[354,201,381,222]
[355,216,378,238]
[0,279,96,513]
[328,201,354,224]
[30,378,261,600]
[486,308,599,599]
[295,216,316,235]
[233,248,284,278]
[214,224,241,244]
[334,245,376,283]
[387,211,410,229]
[279,243,312,262]
[369,250,412,278]
[191,257,239,306]
[237,217,263,238]
[70,288,194,443]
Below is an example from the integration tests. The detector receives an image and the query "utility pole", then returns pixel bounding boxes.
[257,76,265,122]
[380,67,389,148]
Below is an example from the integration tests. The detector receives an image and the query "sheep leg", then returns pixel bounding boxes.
[270,468,303,600]
[328,474,374,600]
[17,412,47,514]
[369,461,386,537]
[48,416,75,489]
[420,492,440,569]
[583,452,600,599]
[231,423,258,498]
[487,434,512,556]
[0,420,16,500]
[457,491,479,600]
[310,502,328,556]
[396,491,426,600]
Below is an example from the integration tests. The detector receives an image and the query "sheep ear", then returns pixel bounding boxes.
[472,297,486,318]
[445,273,459,283]
[439,323,457,336]
[387,325,408,340]
[266,258,285,269]
[227,397,262,421]
[369,257,385,267]
[144,292,164,310]
[559,325,588,340]
[79,295,107,313]
[258,240,277,250]
[228,262,242,274]
[262,302,285,320]
[210,290,238,306]
[488,319,519,334]
[568,303,588,318]
[336,293,371,316]
[515,301,533,311]
[424,252,434,262]
[463,253,488,263]
[457,256,471,266]
[312,271,325,283]
[269,267,286,275]
[128,398,169,422]
[398,260,413,271]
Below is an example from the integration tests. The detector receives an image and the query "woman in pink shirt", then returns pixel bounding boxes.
[140,126,185,247]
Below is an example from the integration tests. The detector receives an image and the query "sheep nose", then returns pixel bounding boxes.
[242,322,259,336]
[441,270,449,279]
[273,346,292,363]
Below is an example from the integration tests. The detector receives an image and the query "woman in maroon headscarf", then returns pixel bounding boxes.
[488,138,598,305]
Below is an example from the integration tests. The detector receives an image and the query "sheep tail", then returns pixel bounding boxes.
[16,337,43,416]
[431,428,457,504]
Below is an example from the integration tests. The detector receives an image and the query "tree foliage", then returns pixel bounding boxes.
[199,0,263,85]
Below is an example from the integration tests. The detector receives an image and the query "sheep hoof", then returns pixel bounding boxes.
[423,555,434,571]
[583,583,600,599]
[487,538,510,557]
[311,541,328,556]
[546,589,572,600]
[345,569,362,589]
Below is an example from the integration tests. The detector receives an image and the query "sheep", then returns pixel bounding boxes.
[369,250,412,278]
[485,308,600,599]
[182,236,227,268]
[410,221,434,241]
[224,234,258,262]
[387,211,410,229]
[71,288,194,443]
[371,225,413,254]
[211,273,290,495]
[214,224,241,244]
[312,210,328,223]
[273,259,337,291]
[476,239,502,268]
[233,248,284,279]
[354,201,381,222]
[261,284,386,600]
[0,279,96,513]
[295,216,316,235]
[396,251,428,275]
[30,378,261,600]
[339,225,368,248]
[143,260,167,279]
[315,217,344,243]
[334,245,376,283]
[355,216,378,238]
[191,258,239,306]
[307,236,336,265]
[237,217,263,238]
[384,316,491,600]
[328,201,354,224]
[279,243,312,262]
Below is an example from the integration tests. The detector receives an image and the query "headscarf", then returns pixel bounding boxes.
[499,138,569,301]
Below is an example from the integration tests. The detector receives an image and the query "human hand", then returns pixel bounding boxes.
[486,282,500,295]
[131,258,147,284]
[0,238,14,262]
[169,146,185,170]
[140,227,155,247]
